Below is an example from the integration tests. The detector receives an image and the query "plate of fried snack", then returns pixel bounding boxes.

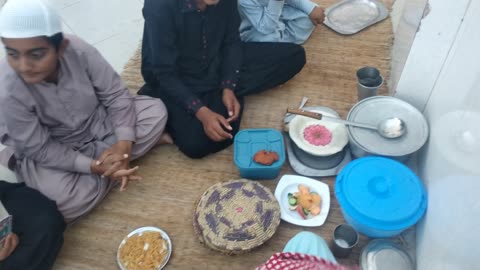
[117,226,172,270]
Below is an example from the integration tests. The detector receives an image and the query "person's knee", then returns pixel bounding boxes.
[289,17,315,44]
[289,44,306,73]
[177,137,233,159]
[137,83,159,98]
[275,43,306,78]
[137,96,168,122]
[134,96,168,145]
[293,231,318,241]
[286,231,327,249]
[284,231,336,263]
[149,98,168,129]
[57,176,109,223]
[152,98,168,117]
[33,200,66,236]
[177,139,212,159]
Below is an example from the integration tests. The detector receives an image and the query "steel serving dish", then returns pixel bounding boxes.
[360,239,414,270]
[324,0,389,35]
[291,141,346,170]
[117,226,172,270]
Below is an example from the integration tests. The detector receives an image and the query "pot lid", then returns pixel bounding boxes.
[335,157,427,231]
[347,96,429,156]
[360,239,414,270]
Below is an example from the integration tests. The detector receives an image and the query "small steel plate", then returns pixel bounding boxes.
[324,0,389,35]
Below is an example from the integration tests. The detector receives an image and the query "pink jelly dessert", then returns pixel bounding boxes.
[303,125,333,146]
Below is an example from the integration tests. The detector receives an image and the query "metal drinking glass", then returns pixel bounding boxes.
[332,224,359,258]
[356,66,383,101]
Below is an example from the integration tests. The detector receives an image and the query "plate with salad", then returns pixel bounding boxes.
[274,175,331,227]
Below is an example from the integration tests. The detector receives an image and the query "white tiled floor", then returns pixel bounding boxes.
[0,0,144,73]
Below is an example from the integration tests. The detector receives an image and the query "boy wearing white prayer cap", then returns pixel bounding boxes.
[0,0,169,226]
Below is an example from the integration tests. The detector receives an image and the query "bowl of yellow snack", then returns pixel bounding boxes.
[117,226,172,270]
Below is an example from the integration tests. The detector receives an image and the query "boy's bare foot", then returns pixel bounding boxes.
[158,133,174,145]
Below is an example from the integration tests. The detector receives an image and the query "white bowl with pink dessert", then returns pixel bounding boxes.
[288,110,348,157]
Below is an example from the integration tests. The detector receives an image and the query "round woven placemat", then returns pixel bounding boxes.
[193,179,281,255]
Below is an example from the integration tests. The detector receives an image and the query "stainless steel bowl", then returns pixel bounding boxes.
[291,142,347,170]
[117,226,172,270]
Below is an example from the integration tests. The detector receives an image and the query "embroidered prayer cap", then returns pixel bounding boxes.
[0,0,62,38]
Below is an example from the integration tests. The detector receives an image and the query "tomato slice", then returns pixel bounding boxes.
[296,205,306,219]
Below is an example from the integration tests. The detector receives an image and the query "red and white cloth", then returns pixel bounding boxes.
[256,252,357,270]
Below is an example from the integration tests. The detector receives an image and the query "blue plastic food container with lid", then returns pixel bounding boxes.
[233,129,285,180]
[335,156,427,238]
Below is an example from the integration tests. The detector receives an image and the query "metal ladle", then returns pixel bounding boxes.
[286,108,406,139]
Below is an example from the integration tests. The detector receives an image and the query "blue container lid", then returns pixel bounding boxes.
[335,157,427,231]
[234,129,285,169]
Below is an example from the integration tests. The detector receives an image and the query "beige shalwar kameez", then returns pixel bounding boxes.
[0,35,167,222]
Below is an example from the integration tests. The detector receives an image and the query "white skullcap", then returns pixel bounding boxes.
[0,0,62,38]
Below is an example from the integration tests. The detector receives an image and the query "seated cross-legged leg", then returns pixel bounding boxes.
[129,95,169,158]
[236,42,306,97]
[153,90,244,159]
[138,42,305,159]
[10,95,168,223]
[0,182,66,270]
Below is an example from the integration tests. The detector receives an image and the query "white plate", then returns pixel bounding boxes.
[274,175,331,227]
[117,226,172,270]
[289,110,348,157]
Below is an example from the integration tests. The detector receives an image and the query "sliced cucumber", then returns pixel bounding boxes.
[302,208,309,216]
[288,197,297,206]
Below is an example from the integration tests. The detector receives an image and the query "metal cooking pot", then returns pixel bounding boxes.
[346,96,429,162]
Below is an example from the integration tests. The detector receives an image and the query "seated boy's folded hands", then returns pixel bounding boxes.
[91,141,142,191]
[100,140,133,170]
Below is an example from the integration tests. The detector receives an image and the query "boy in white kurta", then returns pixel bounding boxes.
[238,0,325,44]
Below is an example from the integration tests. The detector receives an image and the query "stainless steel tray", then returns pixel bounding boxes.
[117,226,172,270]
[286,135,352,177]
[324,0,389,35]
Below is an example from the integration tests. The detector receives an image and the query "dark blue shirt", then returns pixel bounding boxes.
[141,0,242,114]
